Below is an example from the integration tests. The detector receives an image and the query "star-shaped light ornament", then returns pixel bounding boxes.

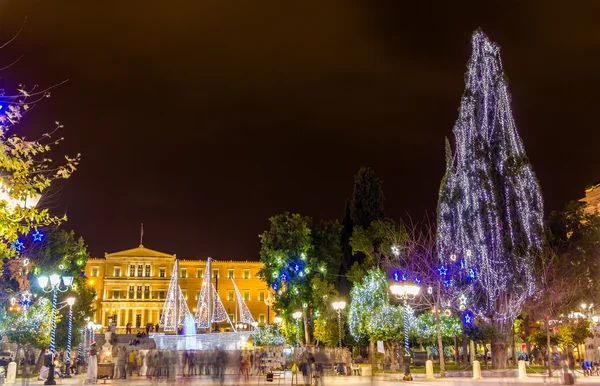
[13,239,24,251]
[438,266,448,276]
[32,230,44,242]
[465,314,471,324]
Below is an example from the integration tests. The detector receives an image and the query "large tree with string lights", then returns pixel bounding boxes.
[436,30,544,369]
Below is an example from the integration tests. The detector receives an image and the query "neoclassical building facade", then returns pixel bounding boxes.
[85,244,275,331]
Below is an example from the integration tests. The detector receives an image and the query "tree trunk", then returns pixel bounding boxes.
[370,340,377,369]
[303,308,311,346]
[454,335,459,364]
[462,328,468,365]
[523,316,531,357]
[434,287,446,377]
[546,323,552,377]
[387,342,396,372]
[35,350,44,373]
[512,321,516,365]
[470,340,475,364]
[491,336,507,369]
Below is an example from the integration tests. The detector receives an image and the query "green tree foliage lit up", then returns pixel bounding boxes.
[258,213,342,345]
[0,87,79,257]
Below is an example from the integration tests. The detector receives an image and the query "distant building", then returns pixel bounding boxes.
[580,183,600,215]
[85,244,275,332]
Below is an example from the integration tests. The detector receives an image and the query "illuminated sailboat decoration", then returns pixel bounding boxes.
[194,257,236,331]
[159,259,194,332]
[231,279,257,326]
[153,257,256,350]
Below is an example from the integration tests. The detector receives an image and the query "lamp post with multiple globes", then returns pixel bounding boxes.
[37,273,74,385]
[389,281,421,381]
[292,311,302,360]
[332,301,346,361]
[64,297,75,378]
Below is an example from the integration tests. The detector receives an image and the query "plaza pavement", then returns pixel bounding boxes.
[24,373,600,386]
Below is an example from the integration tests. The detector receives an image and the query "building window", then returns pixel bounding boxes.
[145,264,151,277]
[182,290,187,300]
[130,265,135,277]
[144,286,150,299]
[213,269,219,279]
[136,285,142,299]
[227,290,235,301]
[91,267,99,277]
[243,290,250,301]
[229,314,235,323]
[129,286,134,299]
[258,291,265,302]
[243,269,250,279]
[137,264,143,277]
[259,314,266,324]
[195,290,201,300]
[228,269,234,279]
[197,268,204,278]
[181,268,187,278]
[158,290,166,299]
[113,267,121,277]
[112,290,120,299]
[159,267,166,278]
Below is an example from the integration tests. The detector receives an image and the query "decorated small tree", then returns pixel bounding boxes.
[436,30,544,369]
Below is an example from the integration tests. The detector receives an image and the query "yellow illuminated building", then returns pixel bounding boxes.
[580,183,600,215]
[85,244,275,331]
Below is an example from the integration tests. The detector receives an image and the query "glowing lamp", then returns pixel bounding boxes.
[37,275,49,288]
[292,311,302,320]
[332,301,346,311]
[273,316,282,324]
[49,274,61,286]
[66,297,75,306]
[62,274,74,287]
[390,282,421,299]
[87,321,95,329]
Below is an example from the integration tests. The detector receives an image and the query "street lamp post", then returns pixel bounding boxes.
[332,301,346,361]
[64,297,75,378]
[37,273,74,385]
[390,281,421,381]
[293,311,302,360]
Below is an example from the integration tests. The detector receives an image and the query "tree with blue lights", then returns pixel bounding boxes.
[258,213,342,345]
[436,30,544,369]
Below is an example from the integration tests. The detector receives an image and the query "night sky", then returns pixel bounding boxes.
[0,1,598,260]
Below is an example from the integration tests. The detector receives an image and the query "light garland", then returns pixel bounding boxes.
[160,260,193,332]
[436,30,544,330]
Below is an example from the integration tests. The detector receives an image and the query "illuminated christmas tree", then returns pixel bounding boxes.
[436,30,544,369]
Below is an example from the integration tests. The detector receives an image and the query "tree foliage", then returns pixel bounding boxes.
[348,268,390,342]
[258,213,342,344]
[0,88,79,257]
[339,167,385,294]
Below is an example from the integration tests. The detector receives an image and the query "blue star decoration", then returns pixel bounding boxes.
[393,272,400,282]
[438,266,448,276]
[13,239,24,251]
[463,310,474,326]
[414,277,422,284]
[32,230,44,242]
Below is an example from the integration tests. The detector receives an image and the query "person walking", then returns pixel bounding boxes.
[128,349,135,376]
[86,342,98,384]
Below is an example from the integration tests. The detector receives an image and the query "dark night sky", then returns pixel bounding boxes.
[0,1,598,260]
